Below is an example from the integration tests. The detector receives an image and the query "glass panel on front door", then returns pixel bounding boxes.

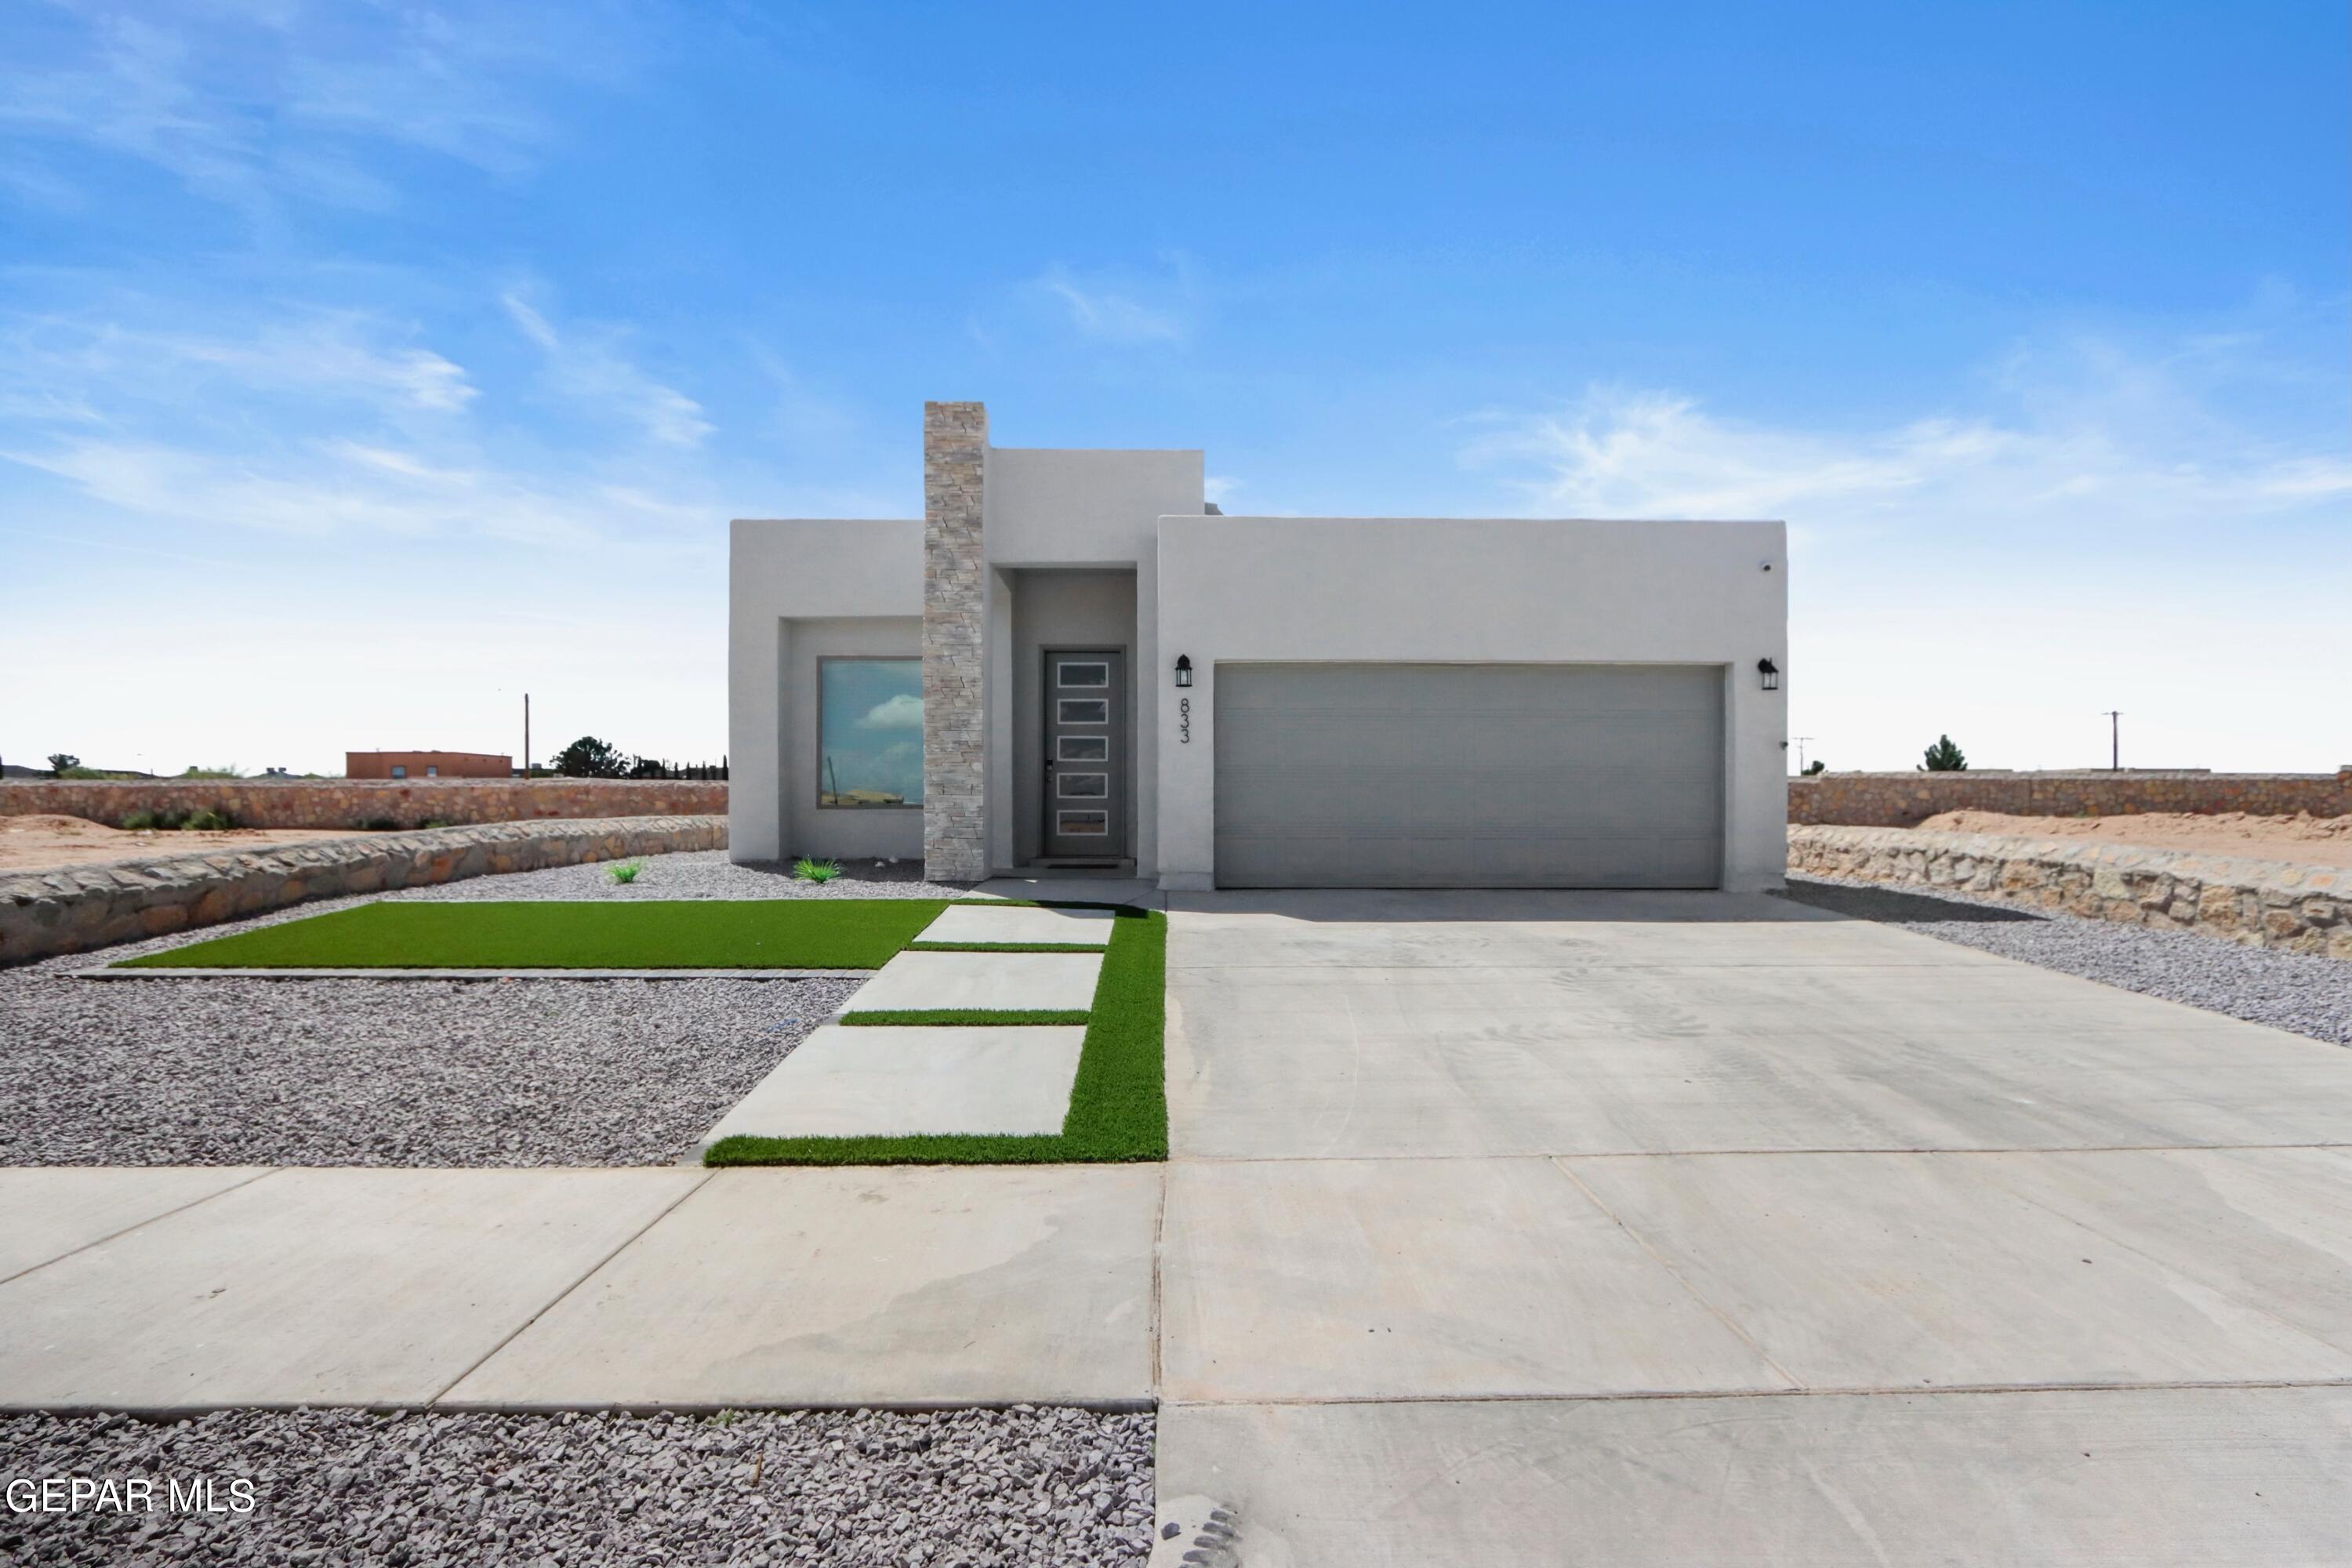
[1044,650,1125,858]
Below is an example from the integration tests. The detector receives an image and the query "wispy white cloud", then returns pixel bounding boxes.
[1033,259,1196,346]
[502,292,713,448]
[6,436,594,545]
[0,296,721,550]
[0,2,630,215]
[2,310,478,420]
[1456,334,2352,535]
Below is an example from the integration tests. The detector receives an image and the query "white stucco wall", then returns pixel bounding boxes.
[1152,517,1790,892]
[728,518,921,863]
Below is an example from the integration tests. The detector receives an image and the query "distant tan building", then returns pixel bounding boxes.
[346,751,512,780]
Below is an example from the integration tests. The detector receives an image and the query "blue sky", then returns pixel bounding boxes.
[4,0,2346,776]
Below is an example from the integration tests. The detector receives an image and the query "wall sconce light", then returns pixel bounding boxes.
[1174,655,1194,688]
[1758,657,1781,691]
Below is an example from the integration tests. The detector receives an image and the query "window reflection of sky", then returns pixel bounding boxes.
[819,659,923,806]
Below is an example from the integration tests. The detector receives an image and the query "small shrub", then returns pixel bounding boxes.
[361,817,401,832]
[45,753,78,774]
[1920,735,1968,772]
[793,856,843,884]
[1802,759,1827,776]
[178,764,245,779]
[608,860,645,884]
[122,810,158,831]
[417,818,452,830]
[182,808,236,830]
[123,809,187,831]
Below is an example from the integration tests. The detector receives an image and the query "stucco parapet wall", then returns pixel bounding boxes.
[0,815,726,967]
[1788,824,2350,959]
[0,779,727,831]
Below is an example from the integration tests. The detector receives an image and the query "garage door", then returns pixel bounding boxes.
[1214,663,1723,888]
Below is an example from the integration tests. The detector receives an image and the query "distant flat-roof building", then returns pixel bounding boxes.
[346,751,511,780]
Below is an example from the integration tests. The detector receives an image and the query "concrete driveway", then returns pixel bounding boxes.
[1154,889,2352,1566]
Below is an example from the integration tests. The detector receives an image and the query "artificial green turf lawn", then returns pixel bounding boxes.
[115,898,950,971]
[704,906,1167,1167]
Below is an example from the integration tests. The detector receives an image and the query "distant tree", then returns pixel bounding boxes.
[553,736,629,778]
[46,753,79,774]
[1802,759,1827,776]
[1920,735,1968,772]
[626,756,667,780]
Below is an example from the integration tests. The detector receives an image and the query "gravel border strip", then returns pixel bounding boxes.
[0,1405,1156,1568]
[74,967,873,981]
[1780,871,2352,1047]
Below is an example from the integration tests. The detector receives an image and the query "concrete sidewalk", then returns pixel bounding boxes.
[0,1165,1157,1412]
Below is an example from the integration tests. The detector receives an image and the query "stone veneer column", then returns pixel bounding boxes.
[921,401,989,881]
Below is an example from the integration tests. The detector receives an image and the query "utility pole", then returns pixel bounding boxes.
[524,693,532,779]
[2103,710,2120,771]
[1792,736,1816,774]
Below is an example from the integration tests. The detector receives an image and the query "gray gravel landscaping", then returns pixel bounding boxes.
[390,851,975,903]
[1780,872,2352,1047]
[0,1405,1156,1567]
[0,962,858,1167]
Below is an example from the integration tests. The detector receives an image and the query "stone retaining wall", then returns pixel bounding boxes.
[0,815,725,967]
[1789,824,2350,958]
[1789,769,2352,827]
[0,779,728,831]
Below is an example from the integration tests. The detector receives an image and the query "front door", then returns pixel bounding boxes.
[1043,648,1127,858]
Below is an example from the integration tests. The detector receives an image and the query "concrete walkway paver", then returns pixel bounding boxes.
[0,1168,703,1410]
[841,949,1102,1014]
[702,1025,1085,1141]
[918,903,1116,945]
[0,1166,267,1282]
[445,1166,1158,1409]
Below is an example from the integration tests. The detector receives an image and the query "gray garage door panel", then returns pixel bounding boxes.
[1214,663,1724,888]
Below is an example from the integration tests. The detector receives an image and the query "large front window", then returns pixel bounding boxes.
[818,658,924,808]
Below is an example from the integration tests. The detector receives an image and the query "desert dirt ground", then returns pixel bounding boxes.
[1908,809,2352,871]
[0,814,376,875]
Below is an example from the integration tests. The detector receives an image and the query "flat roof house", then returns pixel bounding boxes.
[729,402,1788,892]
[347,750,512,780]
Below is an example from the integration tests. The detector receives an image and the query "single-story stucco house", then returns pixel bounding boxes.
[729,401,1788,892]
